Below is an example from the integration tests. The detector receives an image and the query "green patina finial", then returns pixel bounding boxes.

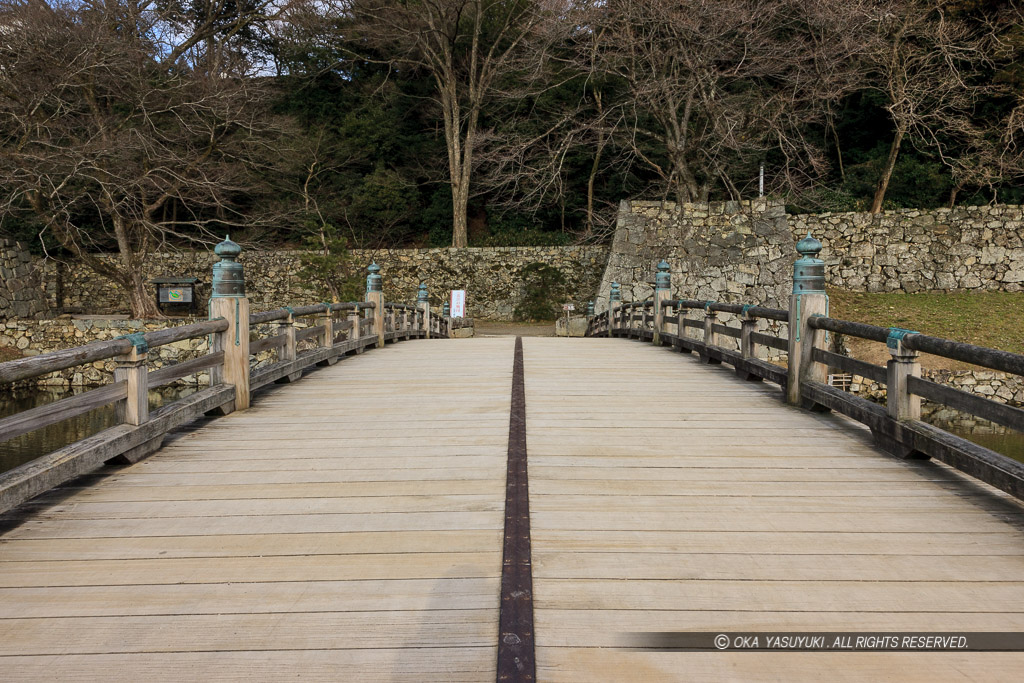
[796,231,822,259]
[655,259,671,290]
[417,282,429,303]
[366,262,383,293]
[792,231,825,295]
[212,235,245,297]
[609,281,621,303]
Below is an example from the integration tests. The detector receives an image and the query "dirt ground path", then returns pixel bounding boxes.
[474,321,555,337]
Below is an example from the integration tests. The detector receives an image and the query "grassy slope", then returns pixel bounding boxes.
[829,291,1024,369]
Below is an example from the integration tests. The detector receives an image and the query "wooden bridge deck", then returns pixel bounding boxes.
[2,337,1024,680]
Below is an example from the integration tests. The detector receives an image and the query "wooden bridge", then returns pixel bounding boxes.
[2,240,1024,681]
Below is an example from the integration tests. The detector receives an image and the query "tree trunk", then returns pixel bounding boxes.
[948,181,963,208]
[127,272,161,319]
[451,178,470,248]
[586,131,605,236]
[870,129,904,214]
[113,216,161,319]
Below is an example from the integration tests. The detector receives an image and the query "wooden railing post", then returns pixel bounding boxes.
[737,305,762,382]
[886,328,922,422]
[273,307,302,383]
[365,262,385,347]
[348,308,363,353]
[787,233,828,406]
[653,260,671,345]
[418,283,431,339]
[317,304,337,366]
[608,282,621,337]
[279,309,296,364]
[701,302,721,364]
[209,236,250,412]
[114,334,148,426]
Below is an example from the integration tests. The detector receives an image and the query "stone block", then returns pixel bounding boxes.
[555,315,589,337]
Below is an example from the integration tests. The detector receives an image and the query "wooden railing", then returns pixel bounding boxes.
[0,280,451,513]
[587,282,1024,501]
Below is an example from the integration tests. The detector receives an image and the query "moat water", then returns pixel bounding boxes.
[0,385,198,475]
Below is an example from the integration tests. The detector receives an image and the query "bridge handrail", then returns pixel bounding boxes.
[587,253,1024,500]
[0,254,452,514]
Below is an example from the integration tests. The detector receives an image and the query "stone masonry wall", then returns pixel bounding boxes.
[792,204,1024,293]
[595,199,794,312]
[0,317,293,388]
[1,318,211,388]
[37,246,608,321]
[598,201,1024,312]
[0,239,48,320]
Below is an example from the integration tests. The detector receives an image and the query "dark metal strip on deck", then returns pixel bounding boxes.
[497,336,535,682]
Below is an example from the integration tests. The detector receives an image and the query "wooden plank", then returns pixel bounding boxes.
[812,347,886,383]
[249,334,286,354]
[0,530,503,561]
[148,351,224,388]
[538,648,1024,683]
[908,374,1024,431]
[0,610,499,655]
[44,479,505,503]
[295,324,326,343]
[23,494,506,519]
[0,577,499,618]
[0,649,496,682]
[0,337,131,383]
[750,331,787,351]
[0,552,501,588]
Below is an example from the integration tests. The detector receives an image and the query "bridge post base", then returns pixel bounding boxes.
[735,368,763,382]
[871,428,929,460]
[275,371,303,384]
[800,398,831,413]
[105,435,165,465]
[317,356,339,367]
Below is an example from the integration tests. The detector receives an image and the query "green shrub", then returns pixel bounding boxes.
[514,263,566,321]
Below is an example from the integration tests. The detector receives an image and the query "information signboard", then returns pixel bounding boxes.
[159,287,193,303]
[450,290,466,318]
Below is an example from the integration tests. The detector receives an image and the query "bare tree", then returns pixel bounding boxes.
[557,0,866,205]
[863,1,997,213]
[0,0,286,317]
[349,0,553,247]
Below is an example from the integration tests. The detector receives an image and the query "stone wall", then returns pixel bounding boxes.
[39,246,608,321]
[852,368,1024,405]
[792,204,1024,293]
[0,239,48,320]
[597,201,1024,312]
[1,318,211,388]
[595,199,794,312]
[0,316,294,388]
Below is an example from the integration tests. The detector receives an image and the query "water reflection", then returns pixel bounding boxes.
[0,385,197,475]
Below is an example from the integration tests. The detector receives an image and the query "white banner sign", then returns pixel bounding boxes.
[450,290,466,318]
